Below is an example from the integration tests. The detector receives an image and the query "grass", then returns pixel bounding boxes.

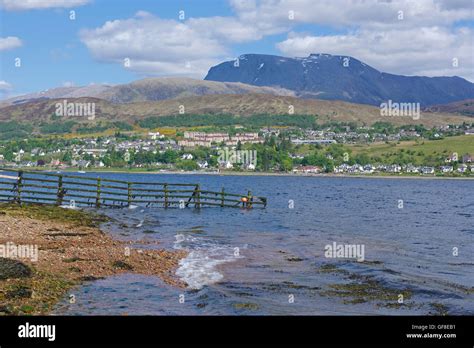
[348,135,474,165]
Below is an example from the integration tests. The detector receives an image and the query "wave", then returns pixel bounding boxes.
[173,234,243,290]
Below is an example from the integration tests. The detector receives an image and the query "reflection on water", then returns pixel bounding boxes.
[54,174,474,315]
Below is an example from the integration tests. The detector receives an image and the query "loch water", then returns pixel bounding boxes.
[52,173,474,315]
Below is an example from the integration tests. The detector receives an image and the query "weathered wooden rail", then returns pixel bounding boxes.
[0,169,267,209]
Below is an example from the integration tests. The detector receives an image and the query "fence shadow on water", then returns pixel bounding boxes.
[0,169,267,209]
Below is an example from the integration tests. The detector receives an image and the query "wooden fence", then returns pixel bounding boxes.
[0,169,267,209]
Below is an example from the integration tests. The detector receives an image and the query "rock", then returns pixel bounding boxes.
[79,275,105,281]
[0,305,12,314]
[112,260,133,271]
[0,258,32,280]
[6,285,32,299]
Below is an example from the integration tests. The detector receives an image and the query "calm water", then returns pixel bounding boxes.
[51,173,474,315]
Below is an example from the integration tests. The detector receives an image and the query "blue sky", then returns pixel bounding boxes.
[1,0,473,99]
[0,1,246,93]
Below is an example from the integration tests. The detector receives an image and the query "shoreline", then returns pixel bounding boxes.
[1,167,473,180]
[0,204,187,315]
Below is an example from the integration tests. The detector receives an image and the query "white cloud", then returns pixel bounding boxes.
[79,12,258,77]
[0,81,13,99]
[188,17,266,43]
[0,81,13,91]
[0,36,22,51]
[230,0,473,30]
[0,0,91,11]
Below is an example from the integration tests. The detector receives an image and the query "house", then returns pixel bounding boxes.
[197,161,208,169]
[243,163,256,170]
[21,161,35,167]
[182,153,194,160]
[445,153,458,163]
[148,132,162,140]
[362,164,375,174]
[348,164,363,173]
[333,164,349,173]
[289,154,305,160]
[439,166,453,173]
[77,160,91,168]
[405,164,420,173]
[84,149,107,158]
[462,154,472,163]
[50,159,61,167]
[219,161,234,169]
[420,167,435,175]
[293,165,322,174]
[457,164,469,173]
[386,164,402,173]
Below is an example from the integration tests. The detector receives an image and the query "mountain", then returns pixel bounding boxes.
[1,85,112,106]
[204,53,474,107]
[430,99,474,116]
[95,77,294,103]
[0,78,294,106]
[1,94,471,128]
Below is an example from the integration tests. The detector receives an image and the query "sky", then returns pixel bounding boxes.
[0,0,473,99]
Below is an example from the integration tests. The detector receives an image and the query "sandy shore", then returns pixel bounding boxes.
[0,204,187,315]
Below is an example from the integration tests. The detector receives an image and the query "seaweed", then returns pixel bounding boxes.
[0,258,32,280]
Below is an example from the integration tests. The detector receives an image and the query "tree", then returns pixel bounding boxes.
[279,156,293,172]
[161,150,178,163]
[353,153,371,165]
[177,160,198,171]
[61,151,72,164]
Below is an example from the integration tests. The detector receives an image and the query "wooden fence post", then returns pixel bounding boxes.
[247,190,252,209]
[195,184,201,209]
[221,187,225,207]
[96,177,101,208]
[16,170,23,204]
[127,182,132,207]
[164,184,169,208]
[56,175,64,206]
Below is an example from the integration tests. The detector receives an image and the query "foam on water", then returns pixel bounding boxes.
[173,234,243,290]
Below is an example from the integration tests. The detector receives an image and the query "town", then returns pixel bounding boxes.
[0,121,472,177]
